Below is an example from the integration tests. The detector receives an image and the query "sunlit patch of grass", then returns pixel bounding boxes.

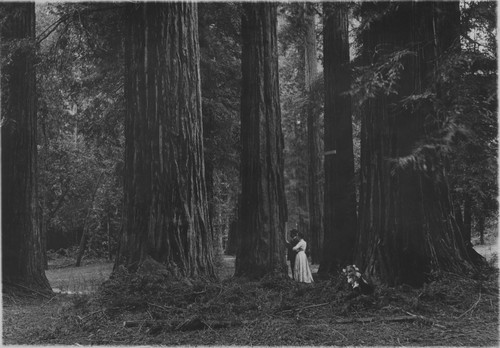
[46,262,113,294]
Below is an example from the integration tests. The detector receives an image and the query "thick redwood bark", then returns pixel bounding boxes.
[463,196,472,245]
[477,212,485,245]
[356,2,480,286]
[319,3,357,275]
[115,3,215,278]
[454,200,465,237]
[1,3,51,291]
[235,3,287,278]
[304,3,323,264]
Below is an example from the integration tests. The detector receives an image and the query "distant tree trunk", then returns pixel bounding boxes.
[304,2,323,264]
[235,3,287,278]
[198,10,220,259]
[356,2,481,286]
[297,183,308,241]
[226,220,238,256]
[1,3,51,292]
[463,195,472,246]
[477,211,485,245]
[225,194,241,256]
[115,3,215,278]
[107,214,112,261]
[75,173,102,267]
[39,202,48,270]
[319,3,357,275]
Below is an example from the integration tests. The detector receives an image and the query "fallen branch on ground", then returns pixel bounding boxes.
[333,314,445,328]
[458,292,481,319]
[147,302,185,312]
[78,309,104,321]
[41,295,57,308]
[123,317,246,332]
[6,282,52,299]
[278,302,330,313]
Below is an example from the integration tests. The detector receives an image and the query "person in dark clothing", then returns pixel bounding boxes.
[286,229,299,279]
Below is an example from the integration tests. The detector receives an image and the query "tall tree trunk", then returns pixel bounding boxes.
[463,195,472,246]
[115,3,215,278]
[304,3,323,264]
[225,220,238,256]
[75,173,103,267]
[107,214,112,261]
[356,2,480,286]
[225,194,241,256]
[477,211,485,245]
[1,3,51,292]
[39,198,48,270]
[198,10,220,259]
[453,200,465,236]
[235,3,287,278]
[319,3,357,275]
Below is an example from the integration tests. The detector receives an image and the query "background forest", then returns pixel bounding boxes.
[1,1,498,345]
[30,1,496,270]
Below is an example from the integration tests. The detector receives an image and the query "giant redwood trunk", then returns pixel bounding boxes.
[116,3,215,278]
[235,3,287,278]
[304,3,323,264]
[319,3,357,275]
[356,2,480,286]
[1,3,51,291]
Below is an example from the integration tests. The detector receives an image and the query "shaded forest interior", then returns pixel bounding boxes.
[1,2,497,290]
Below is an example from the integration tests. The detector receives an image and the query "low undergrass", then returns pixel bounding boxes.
[46,260,113,294]
[5,253,498,346]
[34,258,498,346]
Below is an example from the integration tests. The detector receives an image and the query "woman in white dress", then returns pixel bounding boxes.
[292,232,314,283]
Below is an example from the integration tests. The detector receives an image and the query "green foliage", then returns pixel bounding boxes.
[198,3,241,244]
[352,1,497,231]
[350,49,416,106]
[36,3,124,258]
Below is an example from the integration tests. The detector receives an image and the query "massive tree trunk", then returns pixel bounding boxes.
[1,3,51,291]
[235,3,287,278]
[115,3,215,278]
[356,2,481,287]
[319,3,357,275]
[304,3,323,264]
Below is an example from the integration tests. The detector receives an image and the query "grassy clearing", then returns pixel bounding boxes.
[46,262,113,294]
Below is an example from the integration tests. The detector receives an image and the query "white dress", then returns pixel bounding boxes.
[293,239,314,283]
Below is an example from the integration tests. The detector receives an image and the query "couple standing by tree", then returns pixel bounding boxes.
[286,229,314,283]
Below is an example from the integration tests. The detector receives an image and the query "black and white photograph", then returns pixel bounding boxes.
[1,1,498,345]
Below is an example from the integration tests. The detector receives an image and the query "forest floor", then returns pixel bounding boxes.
[3,236,498,346]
